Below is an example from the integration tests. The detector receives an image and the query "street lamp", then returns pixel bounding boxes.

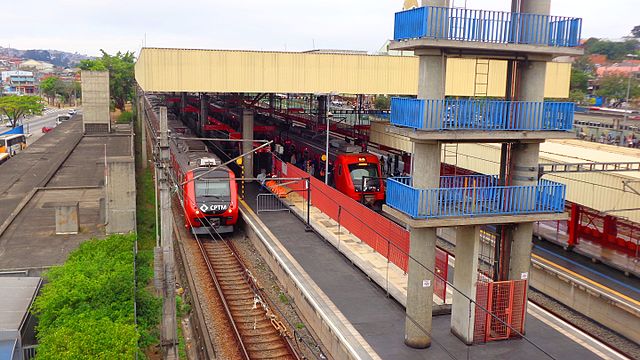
[623,53,639,128]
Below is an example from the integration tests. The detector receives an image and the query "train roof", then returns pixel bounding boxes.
[167,115,229,174]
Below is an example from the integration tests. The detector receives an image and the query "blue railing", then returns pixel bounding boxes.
[394,6,582,47]
[390,98,574,131]
[386,177,566,219]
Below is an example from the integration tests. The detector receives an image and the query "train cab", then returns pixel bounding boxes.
[333,153,384,206]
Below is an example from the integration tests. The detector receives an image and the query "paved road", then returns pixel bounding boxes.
[20,108,81,144]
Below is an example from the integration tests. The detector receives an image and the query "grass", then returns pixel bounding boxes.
[135,113,162,357]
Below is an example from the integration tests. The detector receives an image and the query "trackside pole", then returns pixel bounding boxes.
[157,107,178,360]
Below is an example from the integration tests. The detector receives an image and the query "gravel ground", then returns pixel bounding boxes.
[231,229,328,360]
[178,222,244,360]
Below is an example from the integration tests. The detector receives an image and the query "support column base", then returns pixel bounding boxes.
[450,328,474,346]
[404,336,431,349]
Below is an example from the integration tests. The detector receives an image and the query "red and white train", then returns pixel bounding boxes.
[168,118,239,235]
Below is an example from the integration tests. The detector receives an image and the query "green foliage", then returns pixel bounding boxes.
[632,25,640,38]
[570,68,590,92]
[32,234,139,359]
[569,89,587,104]
[0,95,44,127]
[40,77,78,105]
[79,50,135,111]
[596,75,640,100]
[584,38,639,61]
[373,95,390,110]
[118,110,134,124]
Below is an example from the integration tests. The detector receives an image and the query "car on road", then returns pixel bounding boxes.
[57,114,71,122]
[68,109,77,116]
[42,126,54,133]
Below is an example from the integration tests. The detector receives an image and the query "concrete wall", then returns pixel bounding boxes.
[81,70,110,133]
[105,156,136,234]
[241,205,380,360]
[529,260,640,344]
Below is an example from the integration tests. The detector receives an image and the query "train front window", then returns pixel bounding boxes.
[195,180,230,198]
[347,163,379,191]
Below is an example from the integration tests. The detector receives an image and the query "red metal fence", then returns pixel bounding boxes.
[272,157,451,301]
[473,279,527,343]
[535,203,640,260]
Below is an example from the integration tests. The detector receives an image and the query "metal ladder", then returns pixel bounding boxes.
[474,58,490,98]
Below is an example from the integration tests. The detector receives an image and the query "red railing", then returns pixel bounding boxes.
[272,157,451,301]
[474,279,527,343]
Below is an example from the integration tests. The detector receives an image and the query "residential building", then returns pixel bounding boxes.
[1,70,37,95]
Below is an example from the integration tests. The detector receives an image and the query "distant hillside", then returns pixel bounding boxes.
[0,47,93,68]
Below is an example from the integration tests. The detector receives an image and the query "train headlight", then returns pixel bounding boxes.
[195,210,200,215]
[228,208,233,213]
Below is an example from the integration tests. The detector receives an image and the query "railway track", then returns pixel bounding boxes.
[196,237,300,360]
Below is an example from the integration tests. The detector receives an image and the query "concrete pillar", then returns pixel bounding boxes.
[519,0,550,15]
[180,93,187,123]
[106,156,137,234]
[139,95,148,167]
[405,227,437,348]
[53,202,79,235]
[200,94,209,135]
[519,61,547,103]
[417,55,446,100]
[242,110,254,178]
[405,141,440,348]
[421,0,449,7]
[508,142,540,281]
[451,225,481,344]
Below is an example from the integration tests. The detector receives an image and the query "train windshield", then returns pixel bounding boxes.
[195,180,230,198]
[348,163,379,191]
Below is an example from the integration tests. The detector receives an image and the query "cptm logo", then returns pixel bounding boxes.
[199,204,229,212]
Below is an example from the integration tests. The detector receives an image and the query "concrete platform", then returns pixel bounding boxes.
[386,125,575,143]
[389,39,583,59]
[383,204,568,228]
[242,183,621,360]
[0,117,133,274]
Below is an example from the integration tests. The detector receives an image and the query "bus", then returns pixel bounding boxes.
[0,153,9,165]
[0,134,27,156]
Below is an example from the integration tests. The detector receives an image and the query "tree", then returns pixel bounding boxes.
[374,95,391,110]
[595,75,640,102]
[569,89,586,104]
[584,39,640,61]
[79,50,135,111]
[0,95,44,127]
[40,76,63,104]
[570,68,590,92]
[632,25,640,38]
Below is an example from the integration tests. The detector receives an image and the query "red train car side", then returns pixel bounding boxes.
[168,119,239,235]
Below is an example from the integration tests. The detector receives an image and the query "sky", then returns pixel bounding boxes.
[1,0,637,57]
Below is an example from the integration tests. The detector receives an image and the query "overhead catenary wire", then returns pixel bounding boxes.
[142,94,559,360]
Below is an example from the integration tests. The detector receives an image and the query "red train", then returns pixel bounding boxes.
[168,118,239,235]
[275,131,384,207]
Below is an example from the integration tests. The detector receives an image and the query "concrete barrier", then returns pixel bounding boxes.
[240,201,380,360]
[530,259,640,344]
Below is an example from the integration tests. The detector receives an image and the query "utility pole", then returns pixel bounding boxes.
[158,107,178,360]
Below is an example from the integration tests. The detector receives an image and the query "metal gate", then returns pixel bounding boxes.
[473,279,527,343]
[256,193,290,214]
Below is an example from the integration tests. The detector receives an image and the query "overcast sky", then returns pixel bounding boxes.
[1,0,637,57]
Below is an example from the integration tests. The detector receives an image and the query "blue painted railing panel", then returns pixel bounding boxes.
[386,177,566,219]
[394,6,582,47]
[390,98,574,131]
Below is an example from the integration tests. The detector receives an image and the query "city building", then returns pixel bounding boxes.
[1,70,37,95]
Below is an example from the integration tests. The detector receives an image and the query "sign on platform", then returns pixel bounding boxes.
[282,163,287,175]
[422,280,431,288]
[520,272,528,280]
